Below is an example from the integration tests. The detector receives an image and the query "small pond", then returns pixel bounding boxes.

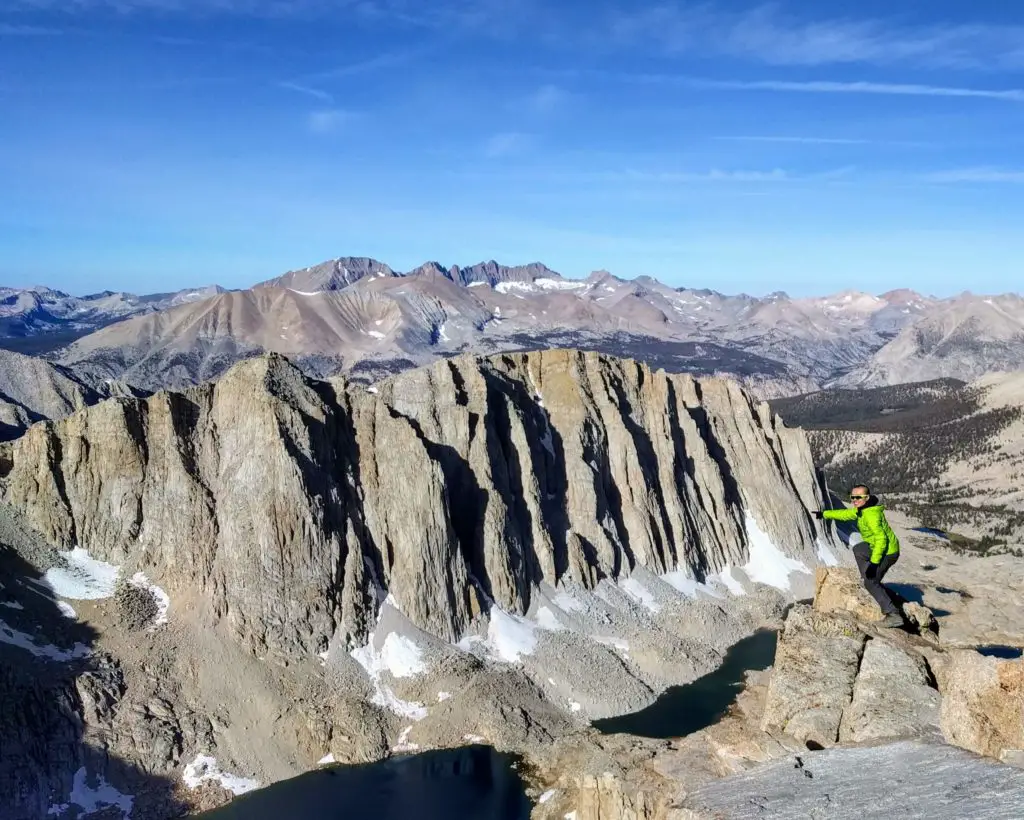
[593,628,778,739]
[197,745,531,820]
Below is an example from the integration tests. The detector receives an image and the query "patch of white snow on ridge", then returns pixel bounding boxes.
[378,632,426,678]
[742,514,810,591]
[437,691,451,702]
[468,281,488,287]
[552,591,584,613]
[1,600,25,610]
[661,571,726,599]
[318,753,336,765]
[1,619,90,661]
[288,289,320,296]
[367,330,386,340]
[56,601,77,619]
[535,278,586,291]
[392,725,419,753]
[535,606,564,631]
[438,323,450,342]
[43,548,119,600]
[539,789,557,804]
[495,281,536,294]
[816,540,839,567]
[716,567,746,596]
[487,607,539,663]
[130,573,170,626]
[366,386,378,394]
[48,766,133,818]
[620,577,661,612]
[350,633,428,720]
[182,755,260,796]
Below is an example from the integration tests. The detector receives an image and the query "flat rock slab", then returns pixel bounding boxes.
[674,740,1024,819]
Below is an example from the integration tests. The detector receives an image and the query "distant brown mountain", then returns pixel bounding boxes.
[10,256,1022,396]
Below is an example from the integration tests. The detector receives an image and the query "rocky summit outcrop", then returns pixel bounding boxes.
[0,350,829,662]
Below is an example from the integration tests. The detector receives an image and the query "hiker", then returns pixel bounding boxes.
[814,485,903,628]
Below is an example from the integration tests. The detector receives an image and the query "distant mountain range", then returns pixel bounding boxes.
[2,257,1022,397]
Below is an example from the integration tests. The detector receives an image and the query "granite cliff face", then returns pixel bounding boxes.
[0,350,827,661]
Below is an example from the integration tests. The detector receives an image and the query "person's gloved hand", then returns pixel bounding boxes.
[812,510,824,520]
[865,563,878,580]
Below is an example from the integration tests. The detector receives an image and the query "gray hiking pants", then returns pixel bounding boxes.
[853,542,899,615]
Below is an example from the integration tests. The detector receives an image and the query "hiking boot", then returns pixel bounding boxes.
[878,613,904,629]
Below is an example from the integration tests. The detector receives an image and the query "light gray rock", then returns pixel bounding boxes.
[760,606,865,748]
[839,638,941,743]
[673,740,1024,819]
[941,650,1024,761]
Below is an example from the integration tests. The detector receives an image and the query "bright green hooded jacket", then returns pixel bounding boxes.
[823,501,900,564]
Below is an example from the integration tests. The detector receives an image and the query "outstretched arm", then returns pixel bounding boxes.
[822,508,858,522]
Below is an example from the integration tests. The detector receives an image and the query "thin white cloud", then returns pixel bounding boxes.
[307,108,356,135]
[278,80,333,103]
[664,76,1024,103]
[923,168,1024,184]
[602,4,1024,70]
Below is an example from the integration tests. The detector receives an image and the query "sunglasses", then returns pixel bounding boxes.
[850,494,869,500]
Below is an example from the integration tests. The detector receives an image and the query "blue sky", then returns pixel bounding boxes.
[2,1,1024,297]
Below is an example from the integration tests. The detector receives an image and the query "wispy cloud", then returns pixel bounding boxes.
[484,132,533,158]
[602,4,1024,70]
[278,80,333,103]
[295,48,425,85]
[923,168,1024,184]
[307,108,357,135]
[0,22,62,35]
[609,74,1024,103]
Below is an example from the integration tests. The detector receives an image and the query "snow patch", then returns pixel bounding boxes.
[436,691,451,702]
[620,577,661,613]
[463,734,486,743]
[47,767,133,818]
[535,278,586,291]
[367,330,386,339]
[716,567,746,596]
[816,540,839,567]
[350,633,428,720]
[742,514,810,591]
[1,600,25,610]
[129,573,169,626]
[43,548,120,600]
[661,571,726,600]
[569,701,582,713]
[288,289,320,296]
[318,753,336,765]
[56,601,77,619]
[535,606,564,631]
[540,789,557,804]
[467,281,488,288]
[366,386,378,394]
[0,619,90,661]
[438,323,449,342]
[495,281,536,294]
[182,754,260,796]
[486,607,539,662]
[552,591,584,613]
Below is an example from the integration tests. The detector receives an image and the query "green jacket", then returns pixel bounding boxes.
[823,502,900,564]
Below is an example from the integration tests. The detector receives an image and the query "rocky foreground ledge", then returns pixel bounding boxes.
[527,567,1024,820]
